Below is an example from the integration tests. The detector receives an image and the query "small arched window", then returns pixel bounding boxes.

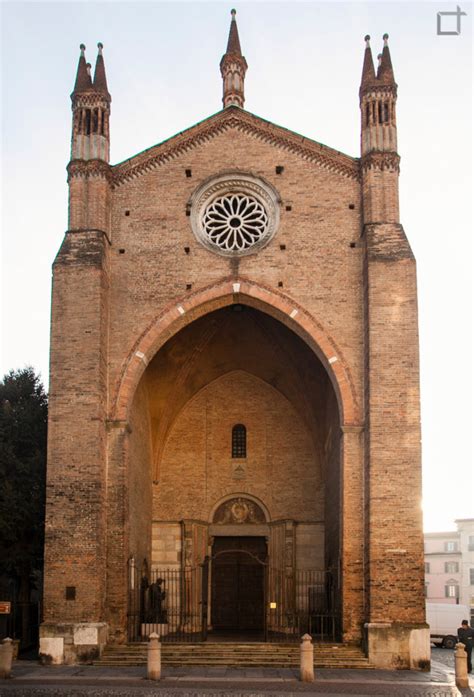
[85,109,92,135]
[232,424,246,459]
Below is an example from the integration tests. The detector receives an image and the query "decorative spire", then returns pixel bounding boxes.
[359,33,398,160]
[360,35,376,94]
[93,42,111,101]
[226,8,242,54]
[70,42,111,163]
[360,34,396,98]
[378,34,395,84]
[72,43,92,96]
[220,9,248,109]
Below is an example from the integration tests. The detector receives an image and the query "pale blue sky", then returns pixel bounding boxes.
[1,1,472,531]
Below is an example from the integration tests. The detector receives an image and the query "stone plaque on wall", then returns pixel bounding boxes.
[232,461,246,480]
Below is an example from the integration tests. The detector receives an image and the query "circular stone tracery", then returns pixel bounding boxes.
[202,193,269,253]
[189,174,280,257]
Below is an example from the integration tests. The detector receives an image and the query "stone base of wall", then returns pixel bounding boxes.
[365,622,430,670]
[39,623,108,665]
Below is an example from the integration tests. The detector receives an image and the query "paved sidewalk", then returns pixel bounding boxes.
[0,659,473,696]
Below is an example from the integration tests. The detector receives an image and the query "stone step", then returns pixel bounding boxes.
[101,643,362,651]
[94,642,372,668]
[103,651,365,661]
[106,646,363,657]
[96,659,372,668]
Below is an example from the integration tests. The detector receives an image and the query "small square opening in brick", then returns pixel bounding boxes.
[119,249,125,254]
[278,281,283,287]
[65,586,76,601]
[276,165,284,175]
[186,283,192,290]
[348,204,355,210]
[349,242,357,248]
[280,244,286,251]
[185,169,192,178]
[285,205,292,212]
[125,210,130,216]
[184,246,190,254]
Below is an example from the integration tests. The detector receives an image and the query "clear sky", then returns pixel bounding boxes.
[1,1,472,532]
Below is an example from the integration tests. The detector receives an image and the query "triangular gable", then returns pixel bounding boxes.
[112,106,359,187]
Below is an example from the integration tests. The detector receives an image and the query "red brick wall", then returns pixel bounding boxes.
[364,222,424,623]
[154,371,322,523]
[45,230,109,623]
[44,107,424,642]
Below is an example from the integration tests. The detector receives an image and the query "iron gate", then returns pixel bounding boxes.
[127,558,340,643]
[127,561,207,642]
[266,567,340,642]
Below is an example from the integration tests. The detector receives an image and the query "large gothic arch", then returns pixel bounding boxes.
[112,277,361,427]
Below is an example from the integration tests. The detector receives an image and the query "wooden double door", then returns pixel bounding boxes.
[211,536,266,631]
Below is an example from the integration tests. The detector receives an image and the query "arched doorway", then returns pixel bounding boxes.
[122,303,344,642]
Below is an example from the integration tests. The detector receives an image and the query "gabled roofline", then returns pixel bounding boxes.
[112,106,359,187]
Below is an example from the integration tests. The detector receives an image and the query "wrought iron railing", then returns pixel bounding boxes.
[266,567,340,643]
[127,559,340,643]
[127,563,205,642]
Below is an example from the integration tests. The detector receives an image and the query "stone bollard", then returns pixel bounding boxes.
[147,632,161,681]
[300,633,314,682]
[0,638,14,679]
[454,642,468,689]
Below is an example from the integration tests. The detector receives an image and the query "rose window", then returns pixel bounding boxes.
[202,194,269,253]
[189,173,280,257]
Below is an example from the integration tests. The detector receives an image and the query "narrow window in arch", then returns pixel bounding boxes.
[92,108,99,133]
[85,109,91,135]
[232,424,246,458]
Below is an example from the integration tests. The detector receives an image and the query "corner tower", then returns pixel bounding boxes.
[42,43,112,663]
[360,35,426,669]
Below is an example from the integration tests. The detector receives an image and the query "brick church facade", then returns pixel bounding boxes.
[40,13,429,669]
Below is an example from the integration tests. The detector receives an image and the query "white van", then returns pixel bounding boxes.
[426,602,470,649]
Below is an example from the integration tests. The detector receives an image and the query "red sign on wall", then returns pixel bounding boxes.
[0,601,11,614]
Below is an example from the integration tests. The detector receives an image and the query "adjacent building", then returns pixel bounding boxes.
[425,519,474,622]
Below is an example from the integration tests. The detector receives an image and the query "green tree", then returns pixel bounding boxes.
[0,367,47,599]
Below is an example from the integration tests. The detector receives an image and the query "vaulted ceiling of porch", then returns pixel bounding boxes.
[137,305,338,475]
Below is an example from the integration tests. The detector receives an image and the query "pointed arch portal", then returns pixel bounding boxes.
[115,279,363,644]
[112,278,361,427]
